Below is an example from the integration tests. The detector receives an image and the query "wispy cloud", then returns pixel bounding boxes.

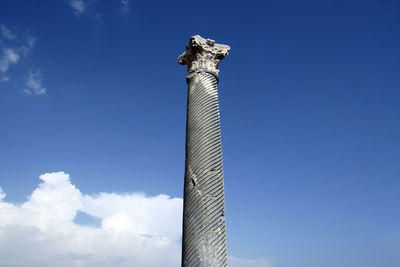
[1,24,16,40]
[66,0,104,28]
[0,24,37,73]
[0,23,45,94]
[65,1,129,22]
[229,256,274,267]
[68,0,86,15]
[0,48,20,72]
[24,70,46,95]
[121,0,131,17]
[0,25,20,78]
[21,35,37,56]
[0,35,35,73]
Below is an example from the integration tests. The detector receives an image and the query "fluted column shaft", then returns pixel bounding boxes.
[178,35,230,267]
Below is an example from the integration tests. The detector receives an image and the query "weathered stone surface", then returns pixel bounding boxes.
[178,35,230,75]
[179,35,230,267]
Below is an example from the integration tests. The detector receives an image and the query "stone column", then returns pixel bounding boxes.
[178,35,230,267]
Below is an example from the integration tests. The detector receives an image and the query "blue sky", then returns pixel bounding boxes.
[0,0,399,266]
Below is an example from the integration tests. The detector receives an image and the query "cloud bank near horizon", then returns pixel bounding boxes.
[0,172,182,266]
[0,172,272,267]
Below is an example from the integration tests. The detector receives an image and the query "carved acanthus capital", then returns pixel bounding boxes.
[178,35,230,75]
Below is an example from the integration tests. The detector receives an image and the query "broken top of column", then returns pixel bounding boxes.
[178,35,230,75]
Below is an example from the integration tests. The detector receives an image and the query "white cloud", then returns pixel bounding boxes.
[0,172,182,267]
[24,70,46,95]
[229,256,273,267]
[0,24,16,40]
[121,0,130,17]
[68,0,86,15]
[0,48,20,72]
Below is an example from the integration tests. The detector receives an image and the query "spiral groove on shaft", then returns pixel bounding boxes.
[182,71,227,267]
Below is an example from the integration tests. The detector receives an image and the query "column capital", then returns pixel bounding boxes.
[178,35,230,76]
